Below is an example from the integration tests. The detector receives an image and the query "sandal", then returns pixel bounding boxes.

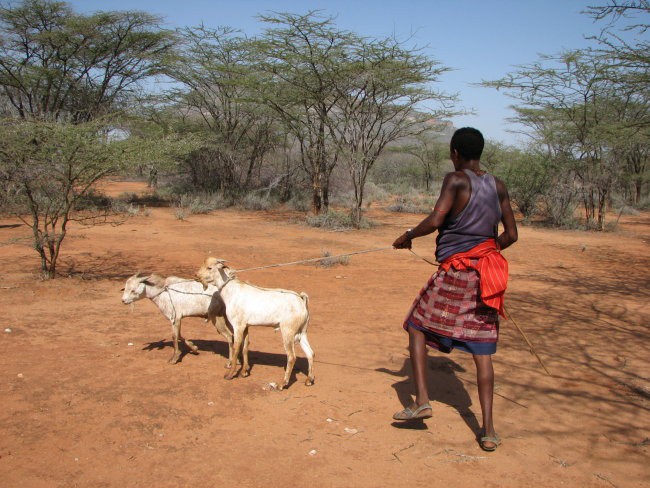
[479,433,501,452]
[392,403,432,421]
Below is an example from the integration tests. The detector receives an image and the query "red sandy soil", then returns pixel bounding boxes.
[0,181,648,488]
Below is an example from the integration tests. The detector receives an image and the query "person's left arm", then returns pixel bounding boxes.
[495,177,518,250]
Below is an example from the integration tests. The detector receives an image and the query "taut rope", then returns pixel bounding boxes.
[233,247,395,273]
[142,244,550,376]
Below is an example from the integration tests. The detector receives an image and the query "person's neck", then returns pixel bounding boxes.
[458,159,482,173]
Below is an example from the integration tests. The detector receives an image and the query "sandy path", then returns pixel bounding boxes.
[0,181,648,487]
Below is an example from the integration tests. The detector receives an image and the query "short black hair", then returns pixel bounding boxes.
[450,127,484,160]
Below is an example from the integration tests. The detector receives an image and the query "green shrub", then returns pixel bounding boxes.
[239,193,276,211]
[173,206,187,220]
[305,209,375,230]
[386,194,436,214]
[316,249,350,267]
[177,193,232,214]
[363,181,390,205]
[111,200,145,216]
[286,194,311,212]
[73,189,112,211]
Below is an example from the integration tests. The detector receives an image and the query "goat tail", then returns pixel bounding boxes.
[294,292,310,344]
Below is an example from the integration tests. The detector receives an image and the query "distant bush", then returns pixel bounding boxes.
[73,189,112,211]
[363,182,390,205]
[111,200,147,216]
[286,194,311,212]
[330,182,389,209]
[316,249,350,267]
[386,194,436,214]
[637,197,650,211]
[173,206,187,220]
[177,193,232,214]
[239,193,277,211]
[116,191,170,207]
[306,209,375,230]
[614,205,640,216]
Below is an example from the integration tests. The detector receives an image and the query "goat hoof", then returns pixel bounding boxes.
[168,357,180,364]
[242,370,250,377]
[224,372,236,380]
[305,379,314,386]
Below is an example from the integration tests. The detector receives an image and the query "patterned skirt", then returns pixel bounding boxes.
[404,263,499,355]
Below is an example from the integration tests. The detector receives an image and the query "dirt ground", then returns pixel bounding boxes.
[0,181,648,488]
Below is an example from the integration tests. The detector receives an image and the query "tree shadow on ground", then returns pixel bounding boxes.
[377,356,481,435]
[61,251,164,280]
[142,338,310,388]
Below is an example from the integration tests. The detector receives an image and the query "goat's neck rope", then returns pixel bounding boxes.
[148,287,168,300]
[216,269,235,292]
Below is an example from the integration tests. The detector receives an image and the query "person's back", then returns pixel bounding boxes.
[436,169,501,262]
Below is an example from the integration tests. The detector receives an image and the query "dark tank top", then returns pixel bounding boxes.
[435,169,501,262]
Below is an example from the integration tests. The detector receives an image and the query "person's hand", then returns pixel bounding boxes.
[393,232,412,249]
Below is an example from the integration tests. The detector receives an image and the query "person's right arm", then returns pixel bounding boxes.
[393,172,463,249]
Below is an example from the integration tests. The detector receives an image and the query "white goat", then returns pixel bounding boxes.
[197,257,314,389]
[121,273,247,367]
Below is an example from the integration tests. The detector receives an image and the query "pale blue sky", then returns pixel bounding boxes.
[68,0,645,145]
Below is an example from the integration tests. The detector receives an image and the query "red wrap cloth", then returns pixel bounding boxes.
[439,239,508,317]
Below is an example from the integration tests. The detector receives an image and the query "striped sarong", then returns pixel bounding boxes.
[404,263,499,355]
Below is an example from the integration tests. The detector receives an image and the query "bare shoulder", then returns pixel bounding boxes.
[491,175,509,199]
[443,170,469,188]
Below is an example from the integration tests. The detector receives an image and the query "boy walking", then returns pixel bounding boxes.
[392,127,518,451]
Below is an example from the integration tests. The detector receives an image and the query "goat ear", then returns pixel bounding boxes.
[141,275,155,285]
[137,273,151,282]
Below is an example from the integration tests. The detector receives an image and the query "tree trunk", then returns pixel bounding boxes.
[311,174,322,214]
[322,184,329,211]
[597,189,607,231]
[352,204,362,228]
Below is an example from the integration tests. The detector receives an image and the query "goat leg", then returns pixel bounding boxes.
[240,329,251,377]
[225,327,245,380]
[169,319,182,364]
[300,333,315,386]
[277,335,296,390]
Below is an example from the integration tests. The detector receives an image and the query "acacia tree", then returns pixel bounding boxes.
[485,49,644,229]
[0,119,134,277]
[587,1,650,205]
[0,0,174,122]
[394,133,449,192]
[255,11,353,213]
[0,1,176,277]
[483,2,649,229]
[328,36,457,226]
[506,106,579,223]
[165,26,279,194]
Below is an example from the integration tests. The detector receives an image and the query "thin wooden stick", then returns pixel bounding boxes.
[504,306,553,376]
